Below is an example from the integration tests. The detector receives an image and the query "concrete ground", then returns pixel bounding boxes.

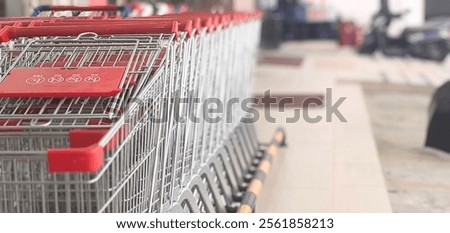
[254,41,450,213]
[363,83,450,213]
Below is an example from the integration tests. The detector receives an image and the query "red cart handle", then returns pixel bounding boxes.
[175,13,221,31]
[48,144,104,173]
[0,21,179,42]
[36,18,197,37]
[50,17,202,35]
[47,125,127,173]
[47,129,109,173]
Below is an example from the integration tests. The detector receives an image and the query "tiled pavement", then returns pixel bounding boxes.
[252,41,449,212]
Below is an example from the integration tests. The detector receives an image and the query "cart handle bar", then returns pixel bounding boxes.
[38,18,199,36]
[48,129,110,173]
[0,21,180,42]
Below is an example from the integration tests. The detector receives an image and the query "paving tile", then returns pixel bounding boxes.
[332,187,392,213]
[257,188,333,213]
[333,163,386,187]
[268,156,333,189]
[334,144,380,165]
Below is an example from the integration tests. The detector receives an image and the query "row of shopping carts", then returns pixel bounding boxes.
[0,7,284,213]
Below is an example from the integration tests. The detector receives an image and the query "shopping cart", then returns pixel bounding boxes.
[163,12,267,213]
[0,20,191,213]
[0,11,271,213]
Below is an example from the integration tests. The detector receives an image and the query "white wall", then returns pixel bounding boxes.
[389,0,424,36]
[325,0,379,25]
[5,0,24,16]
[233,0,256,11]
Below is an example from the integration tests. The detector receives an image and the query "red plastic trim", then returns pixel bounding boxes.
[0,22,179,42]
[180,20,193,38]
[220,15,231,28]
[0,67,126,98]
[48,144,104,173]
[36,18,191,38]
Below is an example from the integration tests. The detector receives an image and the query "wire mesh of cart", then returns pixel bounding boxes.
[0,12,263,213]
[174,12,263,213]
[55,16,205,213]
[15,18,204,198]
[182,12,263,173]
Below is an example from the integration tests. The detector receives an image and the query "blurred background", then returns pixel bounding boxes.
[2,0,450,213]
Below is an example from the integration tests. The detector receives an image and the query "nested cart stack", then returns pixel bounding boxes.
[0,7,286,213]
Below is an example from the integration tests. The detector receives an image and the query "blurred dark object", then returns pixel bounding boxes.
[261,11,283,49]
[278,0,306,23]
[426,81,450,153]
[0,0,5,17]
[359,0,450,62]
[189,0,232,11]
[276,0,337,40]
[426,0,450,20]
[359,0,407,56]
[287,22,337,41]
[404,18,450,61]
[278,0,306,40]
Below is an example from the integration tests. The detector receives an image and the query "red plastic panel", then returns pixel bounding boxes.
[0,67,126,98]
[48,144,104,173]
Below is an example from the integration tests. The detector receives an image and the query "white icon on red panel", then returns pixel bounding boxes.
[26,75,46,85]
[48,75,64,84]
[85,74,101,83]
[66,74,83,83]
